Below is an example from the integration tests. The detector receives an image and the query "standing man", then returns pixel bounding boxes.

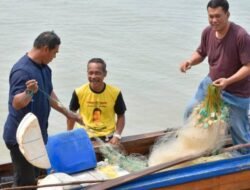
[67,58,127,145]
[180,0,250,153]
[3,31,82,186]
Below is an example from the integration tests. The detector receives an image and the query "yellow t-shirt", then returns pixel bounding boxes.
[75,84,120,138]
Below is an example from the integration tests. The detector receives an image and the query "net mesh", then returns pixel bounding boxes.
[97,85,230,171]
[148,85,229,167]
[96,138,147,172]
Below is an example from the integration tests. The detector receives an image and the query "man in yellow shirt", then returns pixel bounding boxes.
[67,58,126,144]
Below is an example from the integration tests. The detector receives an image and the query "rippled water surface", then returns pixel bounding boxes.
[0,0,249,163]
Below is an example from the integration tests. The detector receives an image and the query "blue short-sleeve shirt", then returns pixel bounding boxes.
[3,54,53,145]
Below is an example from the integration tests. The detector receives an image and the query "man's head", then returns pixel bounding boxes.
[33,31,61,64]
[87,58,107,92]
[207,0,230,32]
[207,0,229,12]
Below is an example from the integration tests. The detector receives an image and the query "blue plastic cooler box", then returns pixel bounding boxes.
[46,128,97,174]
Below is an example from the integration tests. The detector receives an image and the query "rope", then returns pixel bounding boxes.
[21,87,66,114]
[38,88,65,108]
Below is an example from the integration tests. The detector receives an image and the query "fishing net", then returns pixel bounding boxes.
[148,85,230,167]
[96,138,148,173]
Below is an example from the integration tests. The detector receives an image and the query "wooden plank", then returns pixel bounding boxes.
[0,163,13,177]
[157,170,250,190]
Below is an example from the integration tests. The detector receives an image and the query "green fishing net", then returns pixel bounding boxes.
[96,138,147,173]
[193,85,229,128]
[99,85,230,170]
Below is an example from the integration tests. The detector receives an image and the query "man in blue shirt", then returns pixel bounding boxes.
[3,31,82,187]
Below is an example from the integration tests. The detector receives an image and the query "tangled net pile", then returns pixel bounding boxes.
[96,138,147,172]
[148,85,230,167]
[192,85,229,129]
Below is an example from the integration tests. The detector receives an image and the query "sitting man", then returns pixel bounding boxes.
[67,58,127,145]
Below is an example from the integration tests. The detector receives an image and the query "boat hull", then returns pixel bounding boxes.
[1,129,250,190]
[113,154,250,190]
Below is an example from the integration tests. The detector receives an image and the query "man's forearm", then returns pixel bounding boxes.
[115,114,125,135]
[226,63,250,85]
[67,119,75,130]
[189,51,205,66]
[12,91,33,110]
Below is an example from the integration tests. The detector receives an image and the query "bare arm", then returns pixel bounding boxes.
[12,79,38,110]
[50,91,83,125]
[49,90,66,114]
[115,114,125,135]
[67,115,76,130]
[109,114,125,145]
[213,63,250,89]
[179,51,205,73]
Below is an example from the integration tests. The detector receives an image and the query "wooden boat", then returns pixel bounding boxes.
[1,129,250,190]
[0,129,169,188]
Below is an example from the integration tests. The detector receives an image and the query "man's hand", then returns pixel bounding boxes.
[213,78,229,89]
[180,60,192,73]
[25,79,38,94]
[67,111,84,125]
[109,136,120,145]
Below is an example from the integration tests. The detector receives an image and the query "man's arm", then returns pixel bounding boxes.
[50,90,83,125]
[213,63,250,89]
[115,114,125,135]
[49,90,66,114]
[109,114,125,144]
[12,79,38,110]
[67,91,81,130]
[67,116,76,130]
[179,51,205,73]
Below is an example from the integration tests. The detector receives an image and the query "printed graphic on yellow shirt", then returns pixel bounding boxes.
[76,84,119,137]
[88,107,107,132]
[93,107,102,123]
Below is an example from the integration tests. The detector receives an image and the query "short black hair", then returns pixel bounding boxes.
[93,107,102,113]
[207,0,229,12]
[33,31,61,50]
[88,58,107,73]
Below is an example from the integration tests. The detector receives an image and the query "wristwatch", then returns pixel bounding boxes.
[25,89,34,97]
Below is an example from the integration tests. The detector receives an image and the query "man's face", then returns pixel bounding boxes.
[87,62,106,90]
[93,110,101,122]
[42,45,59,64]
[207,7,229,32]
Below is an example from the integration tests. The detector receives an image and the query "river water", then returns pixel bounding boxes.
[0,0,249,164]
